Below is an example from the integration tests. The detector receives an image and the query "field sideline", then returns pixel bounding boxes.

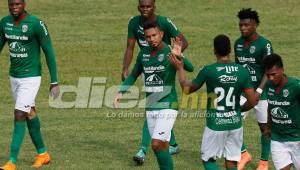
[0,0,299,169]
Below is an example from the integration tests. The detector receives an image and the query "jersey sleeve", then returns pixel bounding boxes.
[0,19,6,53]
[263,40,273,56]
[35,19,58,83]
[119,52,143,93]
[192,66,207,88]
[127,17,136,39]
[295,80,300,101]
[182,57,194,72]
[164,17,180,37]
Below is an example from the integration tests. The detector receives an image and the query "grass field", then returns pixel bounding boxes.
[0,0,299,169]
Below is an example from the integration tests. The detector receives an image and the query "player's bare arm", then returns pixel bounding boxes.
[241,88,258,112]
[169,55,198,94]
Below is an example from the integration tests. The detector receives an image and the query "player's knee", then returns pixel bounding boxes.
[28,107,37,120]
[151,139,164,152]
[14,109,27,121]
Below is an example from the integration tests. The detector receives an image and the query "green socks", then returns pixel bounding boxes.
[203,160,219,170]
[227,167,238,170]
[27,116,46,154]
[260,133,270,160]
[169,130,177,146]
[154,149,173,170]
[241,143,246,152]
[141,119,151,153]
[9,121,26,164]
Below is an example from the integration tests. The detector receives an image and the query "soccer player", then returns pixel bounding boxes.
[114,21,193,170]
[262,53,300,170]
[169,34,257,170]
[121,0,188,164]
[234,8,273,170]
[0,0,59,170]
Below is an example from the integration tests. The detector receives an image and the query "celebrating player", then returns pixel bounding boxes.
[0,0,59,169]
[234,8,273,170]
[262,54,300,170]
[170,34,257,170]
[121,0,188,164]
[115,20,193,170]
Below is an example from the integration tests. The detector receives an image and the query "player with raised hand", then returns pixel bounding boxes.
[121,0,189,165]
[170,34,257,170]
[234,8,273,170]
[115,20,193,170]
[0,0,59,169]
[262,54,300,170]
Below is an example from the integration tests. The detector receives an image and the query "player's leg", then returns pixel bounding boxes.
[201,127,226,170]
[225,160,238,170]
[270,140,293,170]
[254,100,270,170]
[133,118,150,165]
[238,96,252,170]
[27,107,50,168]
[151,109,177,170]
[169,130,179,155]
[224,127,243,170]
[1,77,31,170]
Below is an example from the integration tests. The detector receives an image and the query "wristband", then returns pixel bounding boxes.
[256,88,263,94]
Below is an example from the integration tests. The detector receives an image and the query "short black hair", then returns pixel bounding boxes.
[262,53,284,70]
[139,0,155,4]
[143,20,160,31]
[214,34,231,56]
[237,8,260,25]
[8,0,25,3]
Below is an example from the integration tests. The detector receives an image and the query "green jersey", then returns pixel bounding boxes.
[234,35,272,98]
[120,44,193,111]
[192,63,253,131]
[266,77,300,141]
[0,14,58,83]
[128,15,180,49]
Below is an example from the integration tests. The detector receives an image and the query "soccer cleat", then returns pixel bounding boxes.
[0,161,16,170]
[169,145,180,155]
[32,152,51,168]
[238,151,252,170]
[256,160,268,170]
[133,149,146,165]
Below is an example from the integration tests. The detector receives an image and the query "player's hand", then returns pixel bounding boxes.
[171,37,182,58]
[49,83,60,99]
[113,92,122,108]
[121,68,129,81]
[169,54,183,70]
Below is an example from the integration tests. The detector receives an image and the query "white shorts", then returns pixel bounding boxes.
[271,140,300,170]
[146,109,177,142]
[10,76,41,113]
[201,127,243,162]
[240,96,268,123]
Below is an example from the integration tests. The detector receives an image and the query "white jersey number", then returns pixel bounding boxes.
[214,87,235,111]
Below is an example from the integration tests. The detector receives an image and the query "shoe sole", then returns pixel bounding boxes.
[133,156,144,166]
[32,161,50,168]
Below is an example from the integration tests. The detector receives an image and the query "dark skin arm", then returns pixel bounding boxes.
[169,55,199,94]
[241,88,258,112]
[121,38,136,81]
